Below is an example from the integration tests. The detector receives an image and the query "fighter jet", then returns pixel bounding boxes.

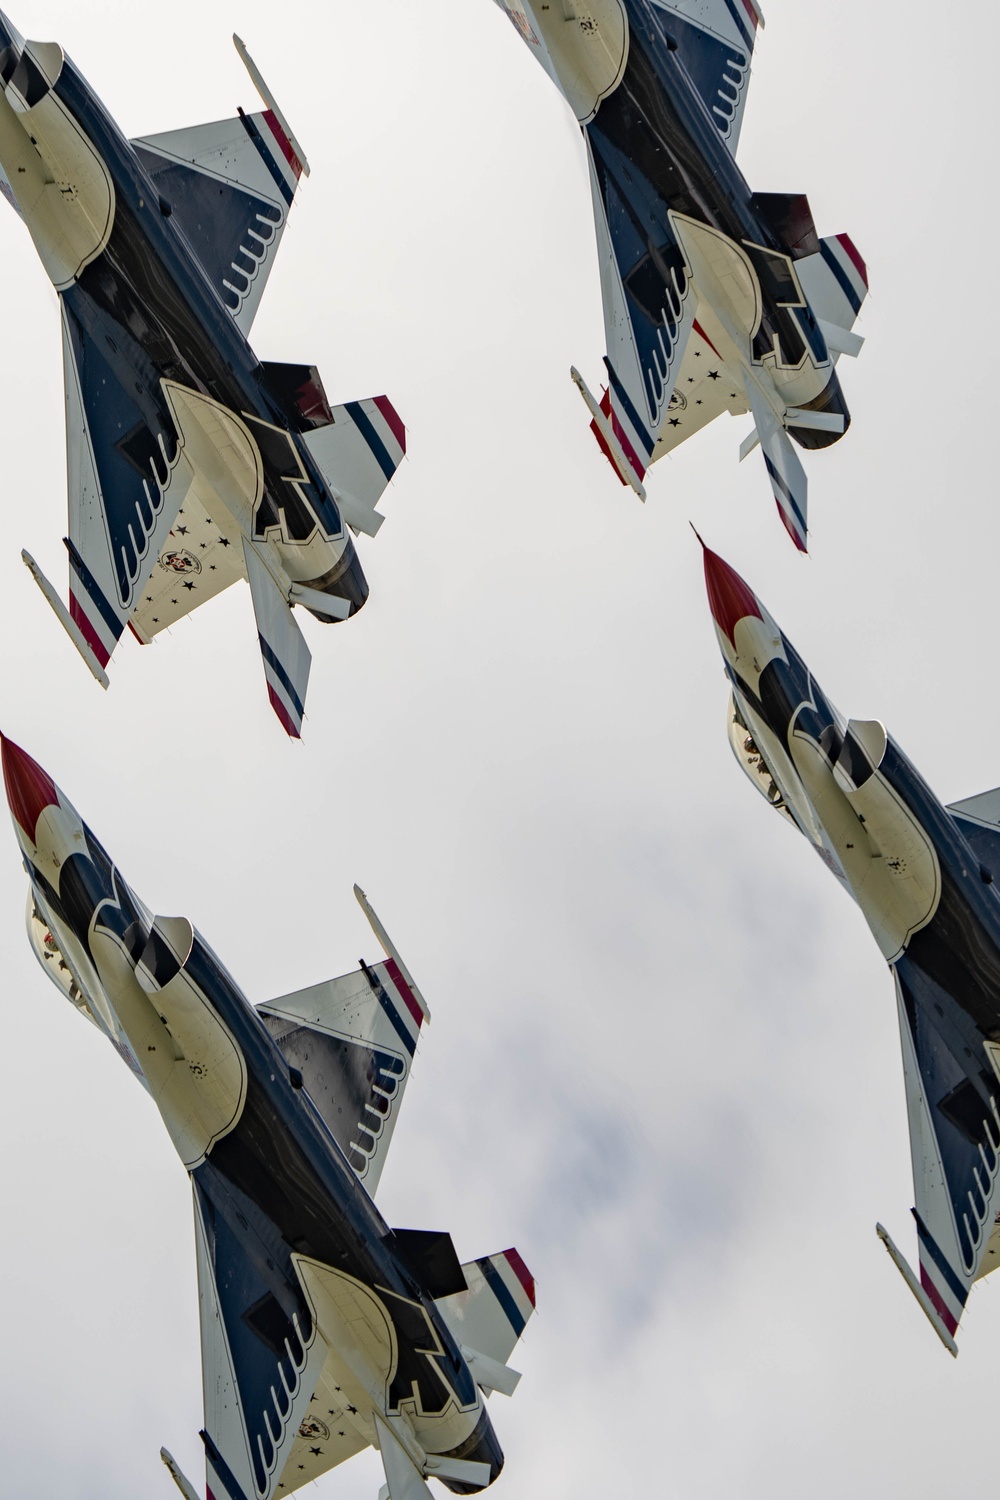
[492,1,868,550]
[701,541,1000,1354]
[0,14,407,736]
[2,733,535,1497]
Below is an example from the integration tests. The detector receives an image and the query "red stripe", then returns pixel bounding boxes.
[835,233,868,290]
[609,407,646,481]
[776,502,808,553]
[384,956,423,1029]
[692,318,723,361]
[920,1264,959,1336]
[502,1247,536,1309]
[739,0,760,29]
[126,621,147,644]
[262,109,302,180]
[590,417,628,486]
[69,594,111,667]
[373,395,406,456]
[267,683,301,739]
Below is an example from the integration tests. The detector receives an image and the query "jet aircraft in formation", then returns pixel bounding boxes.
[1,734,535,1500]
[0,12,405,736]
[702,543,1000,1354]
[493,0,868,550]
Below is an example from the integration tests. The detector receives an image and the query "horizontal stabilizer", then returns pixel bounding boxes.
[303,398,406,538]
[375,1417,433,1500]
[795,233,869,349]
[876,1223,958,1356]
[461,1346,521,1398]
[242,541,311,737]
[817,318,864,359]
[435,1248,536,1380]
[743,383,809,551]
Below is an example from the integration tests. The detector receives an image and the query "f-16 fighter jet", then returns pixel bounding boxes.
[701,542,1000,1354]
[493,1,868,550]
[0,14,407,736]
[2,734,535,1498]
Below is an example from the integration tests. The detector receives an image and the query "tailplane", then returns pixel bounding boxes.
[435,1248,537,1395]
[796,233,869,358]
[303,396,406,538]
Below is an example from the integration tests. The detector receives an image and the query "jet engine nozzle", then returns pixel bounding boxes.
[786,373,851,451]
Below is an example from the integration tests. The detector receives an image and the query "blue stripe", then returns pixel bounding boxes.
[363,965,416,1056]
[819,238,862,316]
[478,1255,525,1337]
[201,1429,253,1500]
[258,635,305,722]
[913,1211,969,1308]
[603,358,655,458]
[344,401,396,483]
[238,108,294,208]
[721,0,754,51]
[763,455,806,537]
[63,537,124,641]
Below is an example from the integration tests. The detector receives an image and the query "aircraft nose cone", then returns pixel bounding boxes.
[1,735,59,842]
[700,542,763,646]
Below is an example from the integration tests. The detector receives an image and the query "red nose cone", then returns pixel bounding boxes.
[1,735,59,842]
[701,545,763,646]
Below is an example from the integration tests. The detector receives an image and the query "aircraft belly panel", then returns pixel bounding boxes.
[130,483,245,640]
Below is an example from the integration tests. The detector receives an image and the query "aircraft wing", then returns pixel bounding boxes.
[132,42,306,338]
[581,132,698,491]
[128,483,246,641]
[258,955,426,1197]
[653,0,763,157]
[946,786,1000,872]
[193,1173,329,1500]
[61,300,193,670]
[650,315,747,458]
[889,961,1000,1350]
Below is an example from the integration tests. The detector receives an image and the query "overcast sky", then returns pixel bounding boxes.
[0,1,997,1496]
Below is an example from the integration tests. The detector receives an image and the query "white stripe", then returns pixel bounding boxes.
[493,1254,534,1324]
[607,389,649,474]
[828,238,867,305]
[262,661,303,733]
[69,586,119,656]
[364,401,405,469]
[919,1256,964,1329]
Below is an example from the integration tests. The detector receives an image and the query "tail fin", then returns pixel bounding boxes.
[242,541,311,737]
[796,234,869,357]
[435,1248,537,1393]
[303,396,406,538]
